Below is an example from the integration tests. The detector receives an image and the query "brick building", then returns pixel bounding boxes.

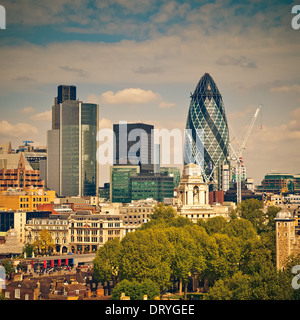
[0,153,44,191]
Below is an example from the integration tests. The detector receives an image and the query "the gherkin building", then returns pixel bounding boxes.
[184,73,230,189]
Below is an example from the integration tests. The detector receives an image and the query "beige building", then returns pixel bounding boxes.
[25,215,69,254]
[119,199,156,234]
[24,209,124,254]
[173,163,229,222]
[275,206,300,270]
[68,210,123,253]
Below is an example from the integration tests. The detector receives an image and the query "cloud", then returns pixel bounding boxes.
[60,65,88,77]
[216,55,257,69]
[99,118,113,129]
[270,84,300,94]
[0,121,38,138]
[133,66,164,74]
[22,107,34,114]
[31,110,52,121]
[101,88,159,105]
[159,101,175,109]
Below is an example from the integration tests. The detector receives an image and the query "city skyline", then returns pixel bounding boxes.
[0,1,300,186]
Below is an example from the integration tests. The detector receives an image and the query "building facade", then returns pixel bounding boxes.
[0,153,44,191]
[173,164,229,222]
[275,206,300,270]
[184,73,230,191]
[113,122,155,174]
[110,165,140,203]
[131,173,174,203]
[0,188,55,212]
[47,86,99,197]
[119,199,156,234]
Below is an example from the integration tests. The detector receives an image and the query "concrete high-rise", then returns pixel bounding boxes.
[184,73,230,190]
[47,86,99,197]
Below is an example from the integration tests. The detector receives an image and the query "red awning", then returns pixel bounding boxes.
[58,259,61,266]
[43,260,46,268]
[65,259,68,266]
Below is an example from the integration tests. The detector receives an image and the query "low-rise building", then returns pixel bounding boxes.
[0,187,56,212]
[119,199,156,234]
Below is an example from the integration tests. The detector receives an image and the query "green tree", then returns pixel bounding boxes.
[200,216,228,235]
[111,279,160,300]
[139,279,160,300]
[165,227,196,299]
[111,279,142,300]
[208,233,240,283]
[23,243,34,258]
[151,203,176,220]
[265,206,281,231]
[93,237,121,282]
[1,259,13,276]
[118,228,174,293]
[224,218,257,243]
[235,199,265,233]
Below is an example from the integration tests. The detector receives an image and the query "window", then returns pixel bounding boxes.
[25,294,29,300]
[5,292,10,298]
[15,289,20,299]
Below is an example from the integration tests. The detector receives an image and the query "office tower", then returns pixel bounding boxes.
[113,122,154,174]
[57,85,76,104]
[131,173,174,203]
[184,73,230,190]
[52,85,77,130]
[110,165,140,203]
[47,86,99,197]
[160,167,181,189]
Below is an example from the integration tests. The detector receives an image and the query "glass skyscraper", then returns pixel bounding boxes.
[184,73,230,190]
[47,86,99,197]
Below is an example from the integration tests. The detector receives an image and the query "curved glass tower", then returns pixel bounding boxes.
[184,73,229,190]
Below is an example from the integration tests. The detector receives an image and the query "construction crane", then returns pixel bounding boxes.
[230,104,262,203]
[23,141,34,146]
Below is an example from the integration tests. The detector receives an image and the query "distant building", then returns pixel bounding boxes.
[56,85,77,105]
[0,187,56,212]
[184,73,230,191]
[275,206,300,270]
[119,199,156,234]
[0,153,45,191]
[160,167,181,189]
[110,165,140,203]
[224,181,262,203]
[173,163,229,222]
[131,173,174,203]
[99,183,110,201]
[47,85,99,197]
[68,210,123,253]
[259,172,295,193]
[113,122,155,174]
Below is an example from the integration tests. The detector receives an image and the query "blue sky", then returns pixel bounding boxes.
[0,0,299,186]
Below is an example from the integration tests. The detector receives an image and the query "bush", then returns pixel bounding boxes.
[111,279,160,300]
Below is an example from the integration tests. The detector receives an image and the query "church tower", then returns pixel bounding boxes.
[275,206,295,270]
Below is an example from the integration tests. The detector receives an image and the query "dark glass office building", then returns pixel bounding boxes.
[184,73,230,190]
[113,123,155,174]
[47,86,99,197]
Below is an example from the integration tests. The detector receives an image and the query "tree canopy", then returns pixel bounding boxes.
[93,202,300,300]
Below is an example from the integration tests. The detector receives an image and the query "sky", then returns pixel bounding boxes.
[0,0,300,187]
